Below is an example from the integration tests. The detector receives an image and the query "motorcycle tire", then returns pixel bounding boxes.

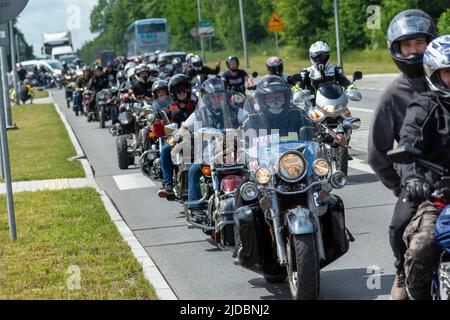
[99,105,106,129]
[116,135,129,170]
[336,147,349,176]
[286,234,320,300]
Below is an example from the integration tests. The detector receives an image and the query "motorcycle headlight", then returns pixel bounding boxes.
[277,152,306,182]
[313,158,330,177]
[255,167,272,185]
[322,104,336,113]
[240,182,258,201]
[308,107,324,121]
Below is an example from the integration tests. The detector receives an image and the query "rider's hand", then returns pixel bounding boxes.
[335,133,347,147]
[405,178,431,203]
[216,58,221,67]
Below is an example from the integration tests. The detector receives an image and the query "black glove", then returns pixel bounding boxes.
[405,178,431,203]
[392,185,402,198]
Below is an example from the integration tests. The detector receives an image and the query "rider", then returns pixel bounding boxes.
[181,78,242,223]
[222,56,254,94]
[158,74,197,198]
[116,70,127,93]
[396,35,450,300]
[187,55,221,80]
[131,64,158,99]
[105,63,117,84]
[157,56,171,78]
[367,9,438,300]
[88,65,110,92]
[152,79,169,99]
[266,56,291,83]
[298,41,352,92]
[171,58,184,75]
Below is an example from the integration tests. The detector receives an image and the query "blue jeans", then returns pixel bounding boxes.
[188,164,203,209]
[160,144,174,187]
[110,106,118,125]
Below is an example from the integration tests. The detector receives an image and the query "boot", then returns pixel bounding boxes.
[158,185,173,198]
[390,272,408,300]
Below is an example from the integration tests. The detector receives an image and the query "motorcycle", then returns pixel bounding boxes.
[84,89,97,122]
[64,73,77,109]
[294,71,363,176]
[387,145,450,300]
[139,97,172,180]
[96,87,119,129]
[233,88,354,300]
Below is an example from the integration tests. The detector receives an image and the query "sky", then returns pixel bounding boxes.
[17,0,98,58]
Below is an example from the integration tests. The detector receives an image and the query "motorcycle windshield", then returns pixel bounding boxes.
[242,84,320,176]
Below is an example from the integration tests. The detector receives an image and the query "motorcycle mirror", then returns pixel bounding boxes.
[251,71,258,78]
[386,145,421,164]
[293,90,314,105]
[346,89,362,101]
[342,117,361,130]
[352,71,362,82]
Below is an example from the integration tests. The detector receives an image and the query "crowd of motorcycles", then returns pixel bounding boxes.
[58,52,449,301]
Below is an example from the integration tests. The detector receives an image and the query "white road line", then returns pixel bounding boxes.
[113,173,157,191]
[349,107,374,113]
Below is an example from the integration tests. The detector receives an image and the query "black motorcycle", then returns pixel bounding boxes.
[234,87,354,300]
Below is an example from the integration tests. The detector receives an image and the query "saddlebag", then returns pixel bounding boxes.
[320,195,350,268]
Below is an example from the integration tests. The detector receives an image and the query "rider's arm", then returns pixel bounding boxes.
[334,66,352,88]
[398,97,435,184]
[367,96,402,191]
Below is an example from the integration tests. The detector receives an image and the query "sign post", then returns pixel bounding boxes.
[268,12,284,57]
[0,0,30,241]
[196,0,205,62]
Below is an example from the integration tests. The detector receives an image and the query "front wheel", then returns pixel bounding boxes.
[99,105,106,128]
[286,234,320,300]
[117,135,129,169]
[336,147,348,176]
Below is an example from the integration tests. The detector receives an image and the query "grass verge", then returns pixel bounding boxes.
[33,90,49,100]
[6,103,84,182]
[194,47,398,77]
[0,188,157,299]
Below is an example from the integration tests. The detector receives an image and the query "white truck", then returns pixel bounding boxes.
[42,31,73,58]
[51,46,74,60]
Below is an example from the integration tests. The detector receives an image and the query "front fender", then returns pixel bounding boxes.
[285,206,316,235]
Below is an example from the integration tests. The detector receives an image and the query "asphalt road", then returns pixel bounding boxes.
[52,73,402,300]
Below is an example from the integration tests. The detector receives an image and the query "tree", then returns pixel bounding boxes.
[438,9,450,35]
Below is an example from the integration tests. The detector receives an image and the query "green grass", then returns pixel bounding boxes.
[195,47,398,76]
[33,90,49,100]
[0,188,157,299]
[7,103,84,182]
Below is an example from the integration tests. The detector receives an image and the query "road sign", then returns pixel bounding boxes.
[0,23,9,47]
[0,0,29,24]
[190,27,198,38]
[268,12,284,33]
[198,19,214,37]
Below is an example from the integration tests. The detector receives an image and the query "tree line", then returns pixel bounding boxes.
[78,0,450,64]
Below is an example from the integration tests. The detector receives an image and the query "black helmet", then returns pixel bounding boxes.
[255,75,292,115]
[387,9,438,78]
[266,57,283,76]
[200,78,227,113]
[152,80,168,97]
[116,70,126,81]
[191,55,203,68]
[172,58,182,68]
[168,74,191,102]
[226,56,239,70]
[95,65,103,73]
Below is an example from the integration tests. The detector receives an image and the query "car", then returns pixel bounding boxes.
[157,51,187,66]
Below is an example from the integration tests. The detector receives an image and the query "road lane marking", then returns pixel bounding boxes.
[113,173,157,190]
[349,107,374,113]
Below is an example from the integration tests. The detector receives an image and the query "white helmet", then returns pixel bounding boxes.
[423,35,450,102]
[309,41,331,71]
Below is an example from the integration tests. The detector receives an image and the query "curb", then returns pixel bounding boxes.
[50,91,178,300]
